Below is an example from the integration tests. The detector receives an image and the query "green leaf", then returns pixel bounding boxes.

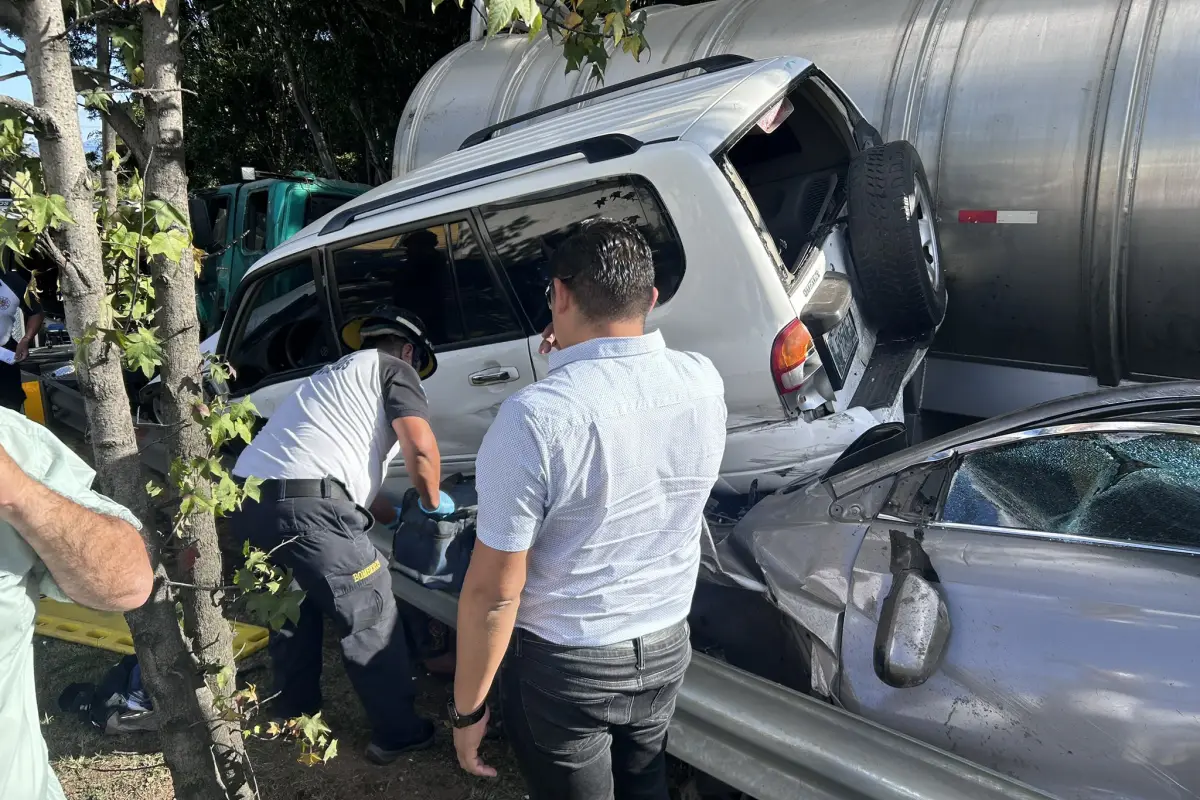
[145,199,190,232]
[486,0,517,36]
[0,107,27,159]
[151,0,167,14]
[513,0,539,27]
[207,360,232,384]
[81,89,111,113]
[215,664,234,691]
[0,216,36,258]
[322,738,339,763]
[123,171,144,203]
[606,12,626,45]
[122,327,163,378]
[298,712,330,742]
[111,27,143,83]
[206,411,238,447]
[147,228,189,263]
[145,481,164,498]
[9,170,33,201]
[526,11,544,38]
[241,476,263,503]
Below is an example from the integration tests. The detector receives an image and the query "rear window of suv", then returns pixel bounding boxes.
[480,176,684,331]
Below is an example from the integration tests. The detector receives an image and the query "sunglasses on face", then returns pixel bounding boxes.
[544,275,573,310]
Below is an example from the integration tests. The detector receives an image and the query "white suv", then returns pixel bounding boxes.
[194,55,946,496]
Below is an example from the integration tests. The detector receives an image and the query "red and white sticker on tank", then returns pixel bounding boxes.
[957,210,1039,224]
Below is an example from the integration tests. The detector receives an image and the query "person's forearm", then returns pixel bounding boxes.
[22,313,43,343]
[454,582,519,715]
[0,472,152,611]
[403,443,441,509]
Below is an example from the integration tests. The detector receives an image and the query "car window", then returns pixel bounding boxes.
[227,258,335,392]
[940,431,1200,549]
[304,193,351,227]
[244,190,269,252]
[448,222,522,341]
[209,195,230,247]
[480,176,685,332]
[330,220,521,349]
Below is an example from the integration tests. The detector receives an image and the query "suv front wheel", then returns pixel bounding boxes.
[846,141,948,338]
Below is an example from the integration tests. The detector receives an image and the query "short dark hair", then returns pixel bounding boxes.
[370,333,411,359]
[550,219,655,322]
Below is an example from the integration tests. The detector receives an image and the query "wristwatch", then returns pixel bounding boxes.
[447,700,487,729]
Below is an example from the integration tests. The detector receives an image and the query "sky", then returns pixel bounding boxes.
[1,31,102,153]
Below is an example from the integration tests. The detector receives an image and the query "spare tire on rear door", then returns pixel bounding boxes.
[846,140,947,338]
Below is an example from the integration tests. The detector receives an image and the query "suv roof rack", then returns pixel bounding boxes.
[320,134,642,236]
[458,54,755,151]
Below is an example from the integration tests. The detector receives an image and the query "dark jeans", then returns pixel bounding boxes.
[500,620,691,800]
[226,488,426,748]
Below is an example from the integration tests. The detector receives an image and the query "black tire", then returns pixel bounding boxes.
[846,140,947,337]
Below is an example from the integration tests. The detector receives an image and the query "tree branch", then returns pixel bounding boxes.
[0,69,25,82]
[99,103,148,170]
[73,64,136,90]
[35,231,94,292]
[60,4,134,37]
[86,86,199,97]
[0,95,60,138]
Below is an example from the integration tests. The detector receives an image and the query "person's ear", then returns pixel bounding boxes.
[648,286,660,314]
[403,342,415,363]
[552,277,571,315]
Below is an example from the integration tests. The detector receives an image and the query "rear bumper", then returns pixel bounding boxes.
[717,340,926,496]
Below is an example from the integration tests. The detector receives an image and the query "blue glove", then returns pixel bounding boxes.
[418,491,456,519]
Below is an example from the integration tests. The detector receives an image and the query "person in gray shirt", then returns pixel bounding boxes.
[228,307,454,765]
[451,221,727,799]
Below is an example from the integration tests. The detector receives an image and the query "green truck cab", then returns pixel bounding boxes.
[191,172,370,338]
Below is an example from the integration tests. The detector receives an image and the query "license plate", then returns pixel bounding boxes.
[821,313,859,391]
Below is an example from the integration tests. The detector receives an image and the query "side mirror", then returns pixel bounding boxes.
[188,196,214,252]
[874,562,950,688]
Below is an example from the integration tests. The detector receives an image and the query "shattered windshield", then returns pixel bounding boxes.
[941,432,1200,549]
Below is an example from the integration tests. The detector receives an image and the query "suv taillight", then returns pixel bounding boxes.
[771,319,818,395]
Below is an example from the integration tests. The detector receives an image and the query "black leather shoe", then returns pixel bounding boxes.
[364,720,436,765]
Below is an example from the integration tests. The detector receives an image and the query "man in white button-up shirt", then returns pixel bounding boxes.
[451,220,727,799]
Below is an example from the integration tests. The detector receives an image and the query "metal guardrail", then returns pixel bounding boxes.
[389,568,1056,800]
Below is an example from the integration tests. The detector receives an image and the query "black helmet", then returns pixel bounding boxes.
[341,305,438,379]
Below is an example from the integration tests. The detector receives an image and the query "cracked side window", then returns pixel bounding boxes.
[940,432,1200,549]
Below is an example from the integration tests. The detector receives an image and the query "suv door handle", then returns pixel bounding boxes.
[469,367,519,386]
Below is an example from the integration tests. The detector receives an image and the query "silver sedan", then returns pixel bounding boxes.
[696,381,1200,800]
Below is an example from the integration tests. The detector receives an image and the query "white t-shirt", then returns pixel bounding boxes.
[0,280,19,346]
[232,349,429,507]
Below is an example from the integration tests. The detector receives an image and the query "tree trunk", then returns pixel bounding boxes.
[347,98,386,184]
[17,0,142,513]
[139,2,256,798]
[15,2,244,798]
[96,24,118,217]
[279,46,339,179]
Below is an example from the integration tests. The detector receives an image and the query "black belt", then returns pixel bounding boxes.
[254,477,352,503]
